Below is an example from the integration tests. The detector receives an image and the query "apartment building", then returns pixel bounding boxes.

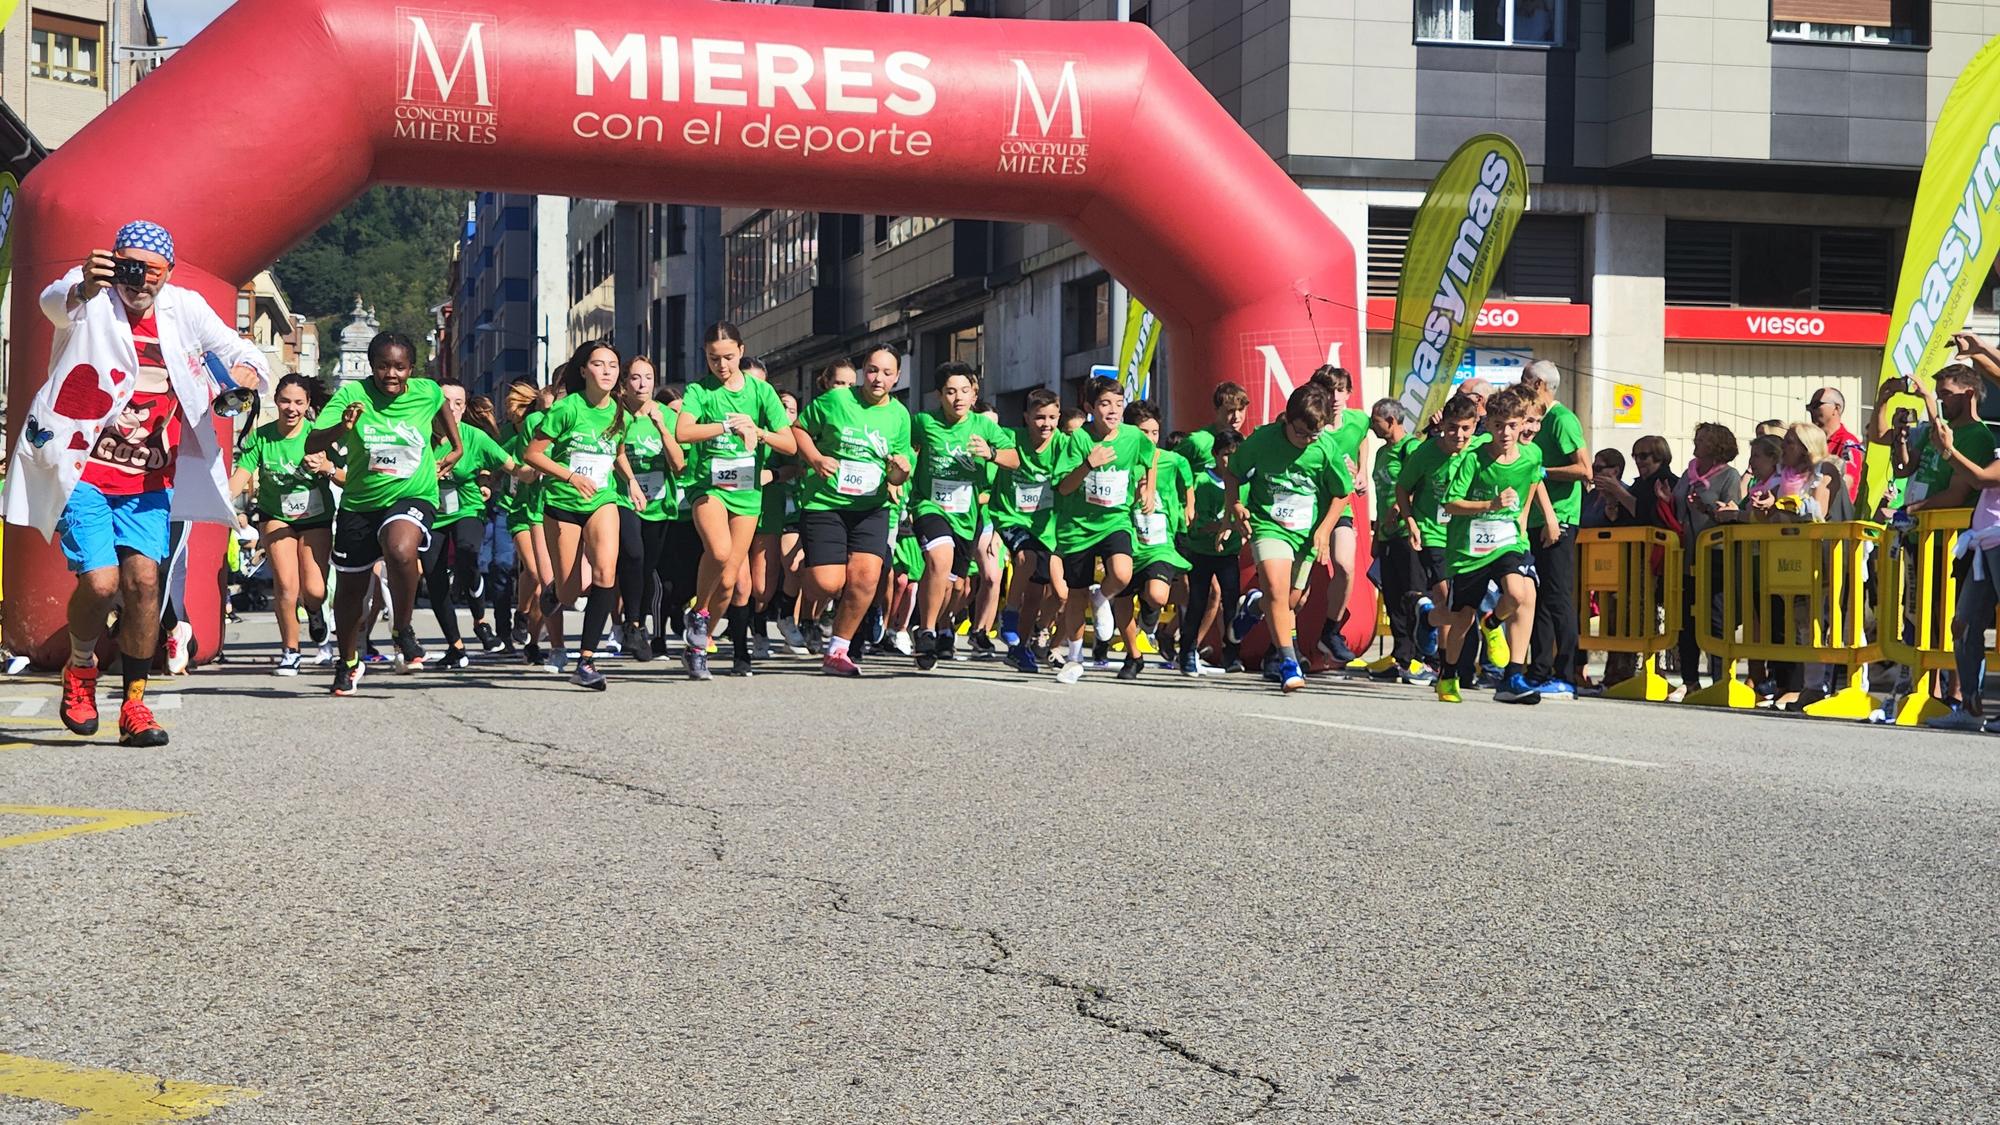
[450,194,575,403]
[567,201,725,391]
[709,0,1987,462]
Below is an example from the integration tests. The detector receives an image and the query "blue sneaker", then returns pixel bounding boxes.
[1535,678,1577,700]
[1277,658,1305,694]
[1178,648,1200,677]
[999,609,1021,648]
[1014,644,1040,675]
[1495,672,1543,704]
[1228,590,1265,644]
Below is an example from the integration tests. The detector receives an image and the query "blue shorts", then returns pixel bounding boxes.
[58,482,172,574]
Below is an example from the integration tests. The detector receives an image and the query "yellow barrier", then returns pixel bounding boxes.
[1688,520,1883,717]
[1576,527,1682,701]
[1874,508,1998,726]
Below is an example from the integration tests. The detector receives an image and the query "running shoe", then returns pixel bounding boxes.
[1156,630,1178,665]
[804,620,826,656]
[5,653,30,676]
[1494,673,1544,705]
[967,630,997,659]
[314,640,336,666]
[1225,657,1247,674]
[1228,590,1265,644]
[625,629,655,662]
[1534,678,1577,701]
[364,644,391,665]
[1318,624,1363,669]
[752,634,771,662]
[863,607,885,647]
[601,628,623,657]
[60,664,100,736]
[1927,708,1986,732]
[274,649,302,677]
[523,641,543,667]
[118,699,168,748]
[510,624,532,648]
[1092,640,1111,668]
[887,630,914,657]
[1435,676,1462,704]
[686,646,712,681]
[570,657,607,691]
[1983,714,2000,734]
[1277,658,1305,693]
[475,621,502,653]
[1117,656,1145,681]
[732,653,755,677]
[1055,660,1085,685]
[391,626,426,674]
[1090,586,1116,641]
[1415,596,1439,660]
[438,646,471,671]
[309,613,330,647]
[822,651,862,678]
[544,648,570,676]
[1262,652,1282,683]
[1481,622,1509,669]
[165,620,193,675]
[1179,648,1201,677]
[1012,644,1040,675]
[332,659,362,697]
[999,608,1022,648]
[914,628,938,671]
[1402,661,1436,686]
[941,630,964,662]
[779,616,810,655]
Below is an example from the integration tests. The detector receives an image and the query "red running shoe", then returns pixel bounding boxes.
[117,699,169,748]
[820,651,862,678]
[60,664,100,736]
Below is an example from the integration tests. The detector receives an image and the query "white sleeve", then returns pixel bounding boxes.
[38,267,86,326]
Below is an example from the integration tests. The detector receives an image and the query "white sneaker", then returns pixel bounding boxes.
[165,621,194,675]
[313,640,336,666]
[1056,661,1085,685]
[1090,586,1115,641]
[1926,709,1986,732]
[887,630,914,657]
[273,649,302,677]
[601,627,623,656]
[4,653,28,676]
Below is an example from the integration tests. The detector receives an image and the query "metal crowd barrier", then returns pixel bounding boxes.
[1576,527,1682,701]
[1687,521,1883,717]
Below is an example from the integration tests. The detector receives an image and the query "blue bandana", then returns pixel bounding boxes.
[113,220,175,265]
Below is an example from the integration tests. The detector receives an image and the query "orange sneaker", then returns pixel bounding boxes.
[117,699,169,748]
[60,664,100,736]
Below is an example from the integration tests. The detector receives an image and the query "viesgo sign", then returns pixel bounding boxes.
[1365,298,1590,336]
[1664,307,1891,347]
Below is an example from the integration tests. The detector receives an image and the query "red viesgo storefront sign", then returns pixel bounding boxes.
[1365,298,1591,336]
[1663,307,1891,346]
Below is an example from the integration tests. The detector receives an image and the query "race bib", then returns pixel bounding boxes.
[711,455,754,489]
[279,490,323,521]
[837,459,883,497]
[1136,510,1169,546]
[440,489,462,517]
[932,478,974,514]
[1436,505,1451,526]
[368,439,421,479]
[1470,518,1518,557]
[636,471,668,501]
[1271,490,1315,532]
[1014,481,1051,513]
[567,451,613,487]
[1084,469,1128,508]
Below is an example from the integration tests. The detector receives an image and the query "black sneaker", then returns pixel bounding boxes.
[914,628,938,671]
[1117,657,1145,681]
[967,631,997,659]
[391,626,425,674]
[331,659,362,697]
[570,657,607,691]
[731,653,755,677]
[523,641,543,666]
[439,645,471,670]
[308,613,329,646]
[1092,640,1110,665]
[625,627,654,662]
[475,621,502,653]
[938,629,959,663]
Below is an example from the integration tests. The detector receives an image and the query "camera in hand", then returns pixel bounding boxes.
[1894,407,1917,429]
[110,257,148,289]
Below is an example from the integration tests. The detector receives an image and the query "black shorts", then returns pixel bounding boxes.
[1335,512,1355,531]
[1418,546,1448,589]
[1061,529,1134,594]
[1449,551,1536,612]
[332,498,435,573]
[913,512,975,578]
[1134,559,1184,589]
[545,504,615,528]
[802,506,891,568]
[998,523,1053,585]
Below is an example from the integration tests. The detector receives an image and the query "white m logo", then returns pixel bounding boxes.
[404,15,491,107]
[1254,341,1343,421]
[1008,58,1083,139]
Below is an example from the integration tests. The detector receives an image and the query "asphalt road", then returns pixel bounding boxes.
[2,615,1996,1123]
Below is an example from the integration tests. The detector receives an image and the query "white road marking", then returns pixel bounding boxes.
[979,680,1067,695]
[0,693,182,718]
[1241,713,1667,770]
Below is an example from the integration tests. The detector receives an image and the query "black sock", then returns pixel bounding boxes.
[580,586,616,655]
[730,604,753,659]
[122,652,149,706]
[1505,661,1524,679]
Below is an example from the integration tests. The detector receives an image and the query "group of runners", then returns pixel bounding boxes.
[213,319,1586,707]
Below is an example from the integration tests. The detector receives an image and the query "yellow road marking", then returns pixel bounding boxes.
[0,1052,257,1123]
[0,806,181,851]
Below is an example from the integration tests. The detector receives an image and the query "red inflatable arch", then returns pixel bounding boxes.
[5,0,1366,667]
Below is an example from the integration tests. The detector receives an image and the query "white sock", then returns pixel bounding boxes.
[1068,639,1084,664]
[828,636,851,658]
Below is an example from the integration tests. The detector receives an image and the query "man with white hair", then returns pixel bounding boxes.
[1521,359,1590,696]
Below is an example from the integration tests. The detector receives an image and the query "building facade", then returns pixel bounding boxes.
[451,193,574,402]
[711,0,1987,464]
[566,202,724,392]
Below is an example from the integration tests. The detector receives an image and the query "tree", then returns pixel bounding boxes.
[274,187,470,373]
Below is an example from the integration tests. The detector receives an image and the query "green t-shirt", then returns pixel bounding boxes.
[1531,402,1586,528]
[499,415,544,524]
[680,375,791,517]
[1134,448,1193,571]
[797,387,912,512]
[1227,421,1355,552]
[991,428,1064,545]
[1322,408,1369,490]
[1189,469,1247,558]
[1372,434,1420,539]
[314,377,445,512]
[1053,424,1157,555]
[1908,417,1998,505]
[1398,433,1489,550]
[535,393,625,514]
[239,420,335,525]
[1174,424,1239,477]
[1443,440,1545,576]
[910,410,1016,540]
[435,425,509,527]
[622,411,678,521]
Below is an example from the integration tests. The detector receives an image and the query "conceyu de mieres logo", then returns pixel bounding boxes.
[1000,55,1088,176]
[395,7,500,145]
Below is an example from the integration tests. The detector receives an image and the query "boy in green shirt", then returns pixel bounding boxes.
[1222,381,1353,693]
[1178,427,1247,675]
[1125,400,1194,681]
[1052,375,1158,684]
[1366,398,1430,684]
[1308,366,1370,670]
[991,387,1065,673]
[1396,394,1485,683]
[907,362,1018,670]
[1437,385,1559,705]
[1173,380,1249,478]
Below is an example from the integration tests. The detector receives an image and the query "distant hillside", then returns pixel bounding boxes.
[275,187,471,372]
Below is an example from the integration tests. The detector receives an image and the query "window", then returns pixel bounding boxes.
[31,13,102,87]
[1606,0,1633,48]
[1063,275,1112,355]
[1416,0,1565,47]
[1365,210,1586,303]
[665,205,688,257]
[1771,1,1928,47]
[1665,220,1892,311]
[877,215,944,249]
[726,209,818,322]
